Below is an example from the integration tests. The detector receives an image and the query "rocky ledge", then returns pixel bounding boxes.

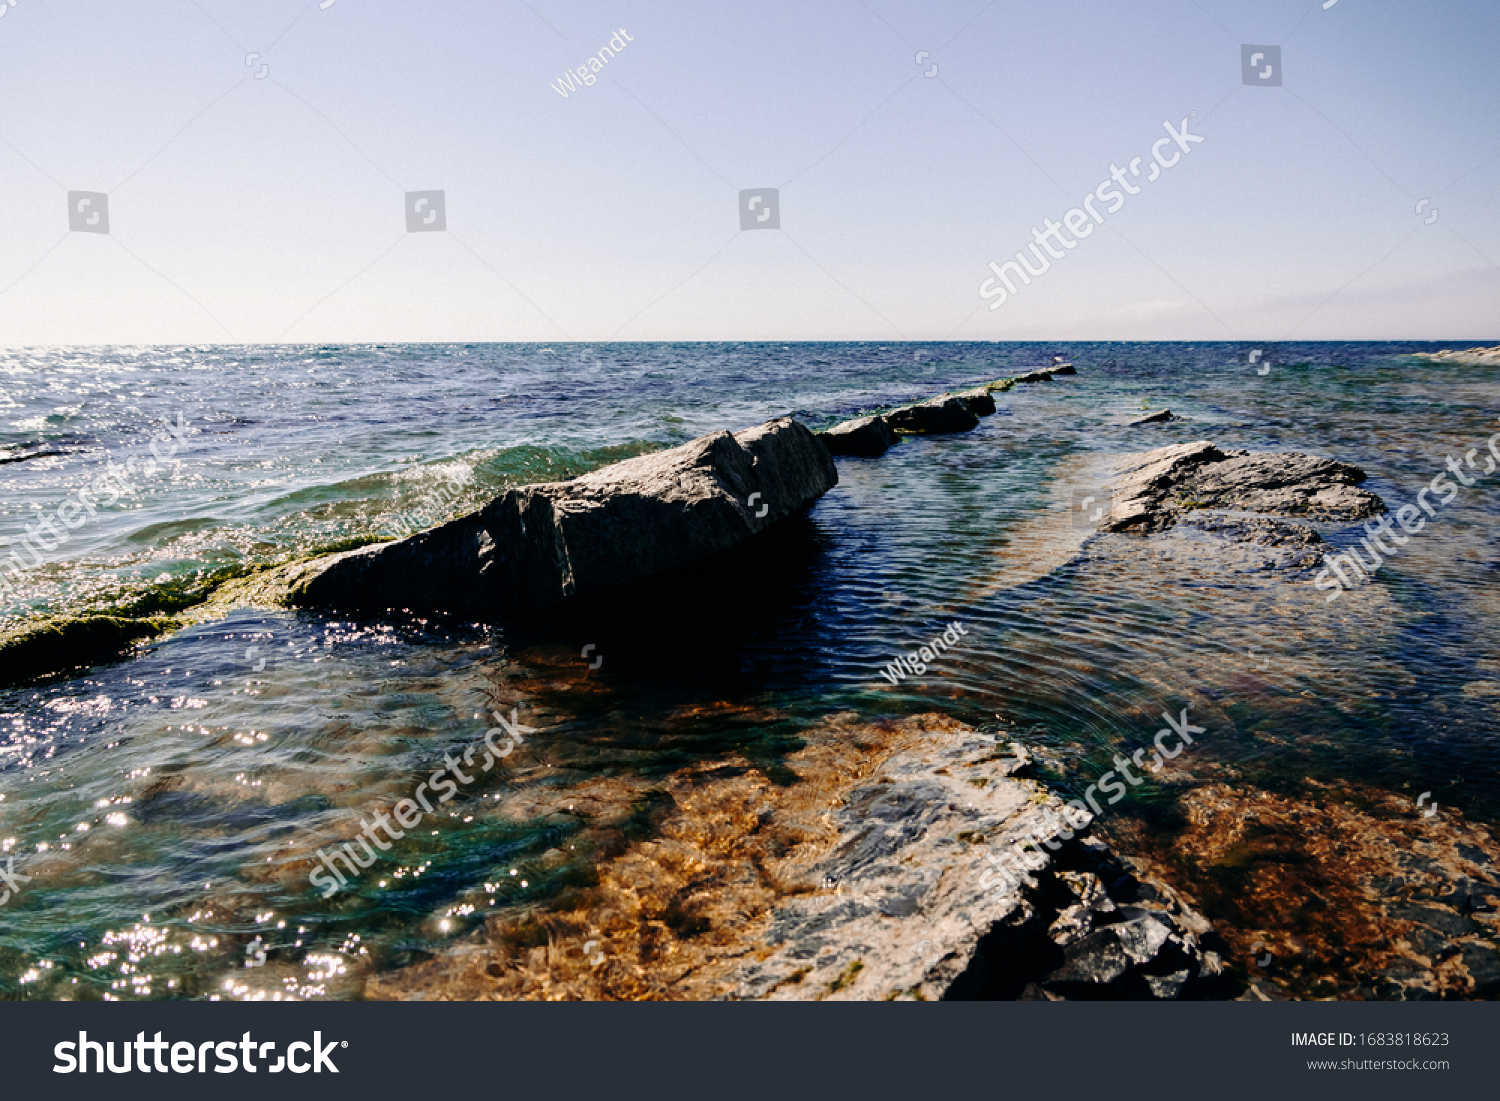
[815,364,1072,455]
[1415,345,1500,366]
[1103,440,1385,534]
[819,414,897,457]
[883,395,980,436]
[731,721,1230,1001]
[288,416,837,613]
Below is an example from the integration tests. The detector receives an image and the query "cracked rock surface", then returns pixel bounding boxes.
[730,723,1232,1001]
[1104,441,1385,534]
[283,416,838,612]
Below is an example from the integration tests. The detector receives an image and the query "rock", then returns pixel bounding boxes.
[1167,514,1329,573]
[728,722,1232,1001]
[363,711,1236,1003]
[884,396,980,436]
[1011,370,1054,384]
[1130,409,1178,425]
[1116,778,1500,1000]
[819,415,896,457]
[1103,441,1230,533]
[1051,363,1077,375]
[0,615,171,687]
[1102,440,1385,534]
[1417,345,1500,366]
[0,446,66,466]
[950,388,997,416]
[288,417,838,613]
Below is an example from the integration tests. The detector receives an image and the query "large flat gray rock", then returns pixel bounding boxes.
[729,721,1226,1001]
[1103,440,1384,533]
[289,417,837,612]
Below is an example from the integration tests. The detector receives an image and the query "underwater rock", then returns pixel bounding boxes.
[1110,779,1500,1000]
[288,417,838,613]
[730,720,1230,1001]
[362,712,1232,1002]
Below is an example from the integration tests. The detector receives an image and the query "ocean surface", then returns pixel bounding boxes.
[1,340,1497,1000]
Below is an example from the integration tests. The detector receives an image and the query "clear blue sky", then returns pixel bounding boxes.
[0,0,1496,344]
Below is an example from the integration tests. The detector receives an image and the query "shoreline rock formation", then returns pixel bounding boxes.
[4,366,1080,684]
[1416,345,1500,366]
[819,414,897,457]
[1102,440,1385,534]
[729,720,1231,1001]
[815,363,1073,457]
[289,417,837,614]
[362,712,1235,1002]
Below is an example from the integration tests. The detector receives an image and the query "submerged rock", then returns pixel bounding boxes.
[730,721,1230,1001]
[820,414,897,457]
[1130,409,1178,425]
[1103,440,1384,534]
[884,396,980,435]
[0,615,171,686]
[363,712,1232,1003]
[1168,514,1328,573]
[1112,779,1500,1000]
[288,417,838,613]
[0,446,67,466]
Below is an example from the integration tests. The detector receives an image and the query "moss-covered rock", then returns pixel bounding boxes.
[0,615,172,687]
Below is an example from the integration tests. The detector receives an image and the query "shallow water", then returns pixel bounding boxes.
[1,340,1496,999]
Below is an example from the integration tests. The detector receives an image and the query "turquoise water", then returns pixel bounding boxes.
[1,341,1496,999]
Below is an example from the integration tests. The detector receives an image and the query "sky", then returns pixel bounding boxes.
[0,0,1496,345]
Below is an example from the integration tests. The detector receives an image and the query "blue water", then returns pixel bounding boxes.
[0,341,1496,999]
